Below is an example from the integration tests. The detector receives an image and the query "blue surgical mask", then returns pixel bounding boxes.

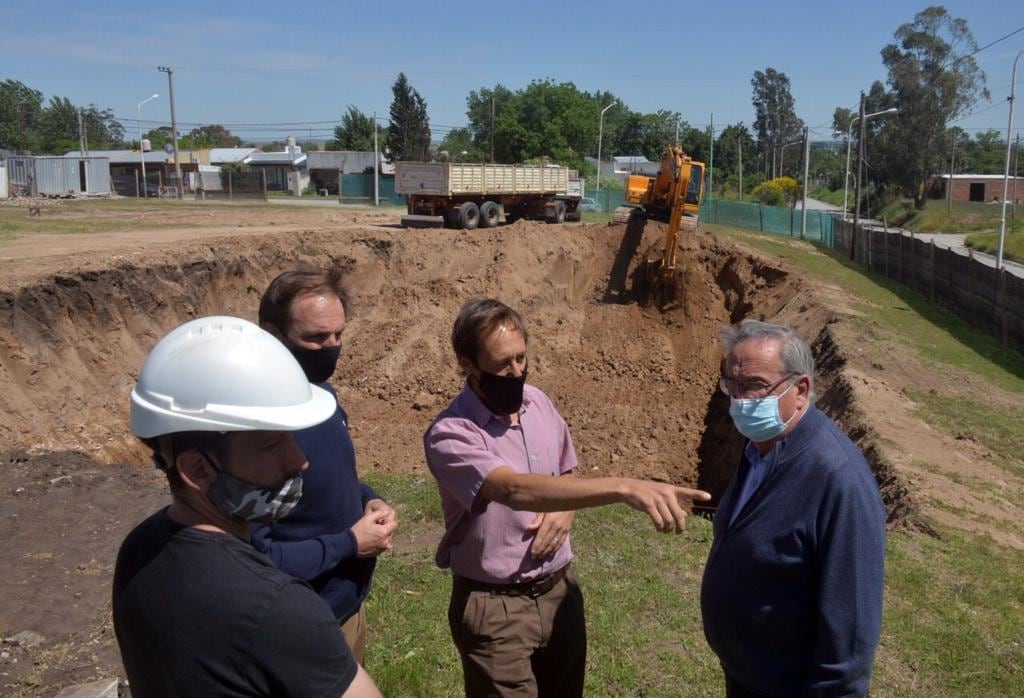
[728,383,796,442]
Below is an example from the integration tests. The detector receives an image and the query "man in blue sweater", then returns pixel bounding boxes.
[252,269,398,663]
[701,320,886,697]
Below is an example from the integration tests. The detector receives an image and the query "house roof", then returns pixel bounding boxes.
[612,155,652,164]
[210,147,259,163]
[63,149,177,164]
[940,174,1022,180]
[248,151,307,166]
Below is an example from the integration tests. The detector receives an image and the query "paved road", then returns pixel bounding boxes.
[794,197,843,212]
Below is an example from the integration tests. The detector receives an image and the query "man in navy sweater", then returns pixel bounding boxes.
[701,320,886,697]
[252,269,398,663]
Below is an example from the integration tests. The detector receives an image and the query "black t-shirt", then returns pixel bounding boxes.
[113,509,357,697]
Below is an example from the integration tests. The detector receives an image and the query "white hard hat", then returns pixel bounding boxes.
[131,316,337,438]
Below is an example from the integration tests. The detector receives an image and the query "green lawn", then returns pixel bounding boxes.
[361,472,1024,696]
[964,231,1024,263]
[876,198,1024,235]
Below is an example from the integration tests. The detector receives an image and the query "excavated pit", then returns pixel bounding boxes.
[0,219,910,514]
[0,217,917,693]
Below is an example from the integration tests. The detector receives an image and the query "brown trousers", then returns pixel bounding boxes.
[340,604,367,665]
[448,567,587,698]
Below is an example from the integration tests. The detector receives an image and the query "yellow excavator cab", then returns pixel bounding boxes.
[614,145,706,308]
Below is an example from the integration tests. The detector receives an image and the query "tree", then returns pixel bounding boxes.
[331,106,378,151]
[0,80,44,153]
[39,96,80,153]
[751,68,805,175]
[387,73,430,162]
[714,123,757,192]
[437,127,483,162]
[878,6,988,207]
[184,124,242,149]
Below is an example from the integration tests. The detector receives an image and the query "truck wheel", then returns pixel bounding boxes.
[459,202,480,230]
[546,201,566,224]
[479,201,500,228]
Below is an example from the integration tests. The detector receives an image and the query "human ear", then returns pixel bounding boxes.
[456,355,475,377]
[175,450,216,493]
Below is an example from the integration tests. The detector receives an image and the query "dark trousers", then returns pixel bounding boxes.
[448,567,586,698]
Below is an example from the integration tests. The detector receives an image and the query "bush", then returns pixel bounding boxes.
[749,175,802,205]
[751,176,800,207]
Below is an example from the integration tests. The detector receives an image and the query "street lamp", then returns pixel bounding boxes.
[843,107,897,221]
[996,48,1023,269]
[596,102,615,211]
[778,140,801,177]
[137,93,159,198]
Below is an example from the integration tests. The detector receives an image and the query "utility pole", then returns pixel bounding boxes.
[373,111,379,206]
[738,137,743,202]
[799,127,810,239]
[490,96,495,164]
[947,132,956,213]
[158,66,183,199]
[77,108,88,155]
[1014,133,1020,221]
[708,113,714,197]
[853,91,866,228]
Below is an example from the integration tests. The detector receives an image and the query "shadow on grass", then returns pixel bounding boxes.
[814,242,1024,385]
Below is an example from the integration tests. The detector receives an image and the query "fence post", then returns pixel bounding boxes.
[999,268,1009,345]
[157,171,163,196]
[338,169,343,203]
[867,228,873,270]
[261,170,268,201]
[898,232,904,283]
[946,246,953,303]
[884,230,890,279]
[929,241,936,301]
[967,248,975,319]
[135,171,140,198]
[228,172,233,200]
[790,207,794,237]
[910,231,916,292]
[715,198,720,223]
[759,204,764,232]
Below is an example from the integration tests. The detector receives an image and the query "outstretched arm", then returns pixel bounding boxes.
[478,466,711,533]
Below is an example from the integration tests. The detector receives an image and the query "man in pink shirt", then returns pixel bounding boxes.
[424,298,711,698]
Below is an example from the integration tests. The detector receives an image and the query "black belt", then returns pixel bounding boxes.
[455,564,569,599]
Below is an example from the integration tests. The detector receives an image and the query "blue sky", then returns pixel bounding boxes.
[3,1,1022,145]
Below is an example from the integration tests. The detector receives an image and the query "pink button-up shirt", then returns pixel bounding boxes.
[424,383,578,583]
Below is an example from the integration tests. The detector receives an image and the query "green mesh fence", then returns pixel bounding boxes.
[584,188,626,213]
[340,174,405,205]
[699,198,834,245]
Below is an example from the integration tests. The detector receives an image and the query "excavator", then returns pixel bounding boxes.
[612,145,705,307]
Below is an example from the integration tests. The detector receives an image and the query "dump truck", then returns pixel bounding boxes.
[396,161,584,229]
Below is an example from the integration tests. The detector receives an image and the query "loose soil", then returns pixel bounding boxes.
[0,202,1015,695]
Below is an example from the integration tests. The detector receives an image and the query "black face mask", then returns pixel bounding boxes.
[287,343,341,384]
[477,369,528,415]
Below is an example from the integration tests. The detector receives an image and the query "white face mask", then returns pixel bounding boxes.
[728,383,796,442]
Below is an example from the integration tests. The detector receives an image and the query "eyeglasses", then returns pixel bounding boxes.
[719,372,797,399]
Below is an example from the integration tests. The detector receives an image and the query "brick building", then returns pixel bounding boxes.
[930,174,1024,203]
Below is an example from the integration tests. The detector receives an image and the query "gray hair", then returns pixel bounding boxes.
[720,319,815,399]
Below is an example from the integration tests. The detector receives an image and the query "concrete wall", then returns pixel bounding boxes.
[0,163,7,199]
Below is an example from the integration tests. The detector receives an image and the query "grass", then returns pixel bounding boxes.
[906,389,1024,479]
[0,197,400,244]
[875,198,1024,235]
[964,231,1024,263]
[359,473,1024,696]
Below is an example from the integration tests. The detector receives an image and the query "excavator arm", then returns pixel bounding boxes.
[615,145,705,307]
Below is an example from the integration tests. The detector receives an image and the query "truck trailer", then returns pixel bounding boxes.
[396,161,584,229]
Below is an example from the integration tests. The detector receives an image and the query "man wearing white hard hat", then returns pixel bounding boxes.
[113,316,381,697]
